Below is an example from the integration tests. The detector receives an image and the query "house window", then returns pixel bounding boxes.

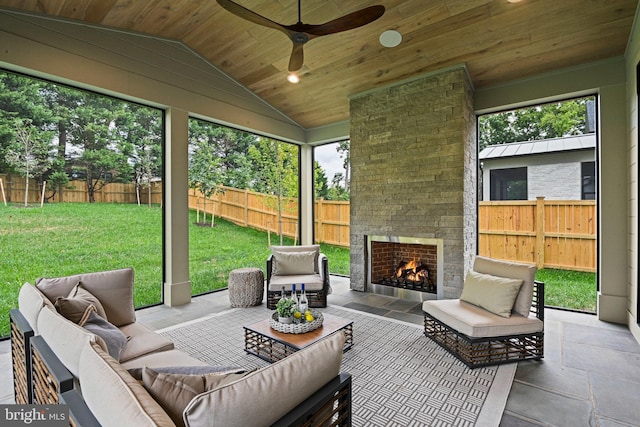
[582,161,596,200]
[489,167,527,200]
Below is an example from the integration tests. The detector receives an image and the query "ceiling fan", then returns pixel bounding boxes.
[216,0,385,73]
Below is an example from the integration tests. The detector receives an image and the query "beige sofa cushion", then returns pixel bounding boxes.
[183,331,346,427]
[460,270,523,318]
[18,283,53,334]
[118,322,175,363]
[142,368,249,427]
[37,306,103,377]
[79,342,176,427]
[423,299,543,338]
[473,256,537,317]
[121,349,208,371]
[36,268,135,327]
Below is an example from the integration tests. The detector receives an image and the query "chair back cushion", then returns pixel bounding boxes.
[270,245,320,274]
[473,256,537,317]
[18,283,54,334]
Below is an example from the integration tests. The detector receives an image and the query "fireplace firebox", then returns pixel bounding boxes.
[367,236,444,301]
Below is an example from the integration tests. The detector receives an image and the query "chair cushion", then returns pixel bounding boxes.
[272,250,316,275]
[460,270,523,318]
[473,256,537,317]
[183,331,345,427]
[423,299,543,338]
[58,283,108,320]
[267,274,324,291]
[270,245,320,273]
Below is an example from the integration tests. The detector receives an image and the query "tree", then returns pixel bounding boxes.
[248,138,298,243]
[314,160,329,199]
[63,93,133,202]
[336,140,350,192]
[4,119,53,206]
[188,124,227,226]
[478,97,592,150]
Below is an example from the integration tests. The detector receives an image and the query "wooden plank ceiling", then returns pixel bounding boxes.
[0,0,636,129]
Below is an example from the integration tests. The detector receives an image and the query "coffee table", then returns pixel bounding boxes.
[244,313,353,363]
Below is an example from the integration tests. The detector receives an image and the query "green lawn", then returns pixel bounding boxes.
[0,202,350,336]
[0,202,595,337]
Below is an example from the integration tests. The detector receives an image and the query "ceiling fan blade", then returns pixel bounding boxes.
[298,5,385,37]
[216,0,290,35]
[288,42,305,72]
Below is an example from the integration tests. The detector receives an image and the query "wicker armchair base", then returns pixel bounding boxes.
[267,289,327,310]
[423,313,544,369]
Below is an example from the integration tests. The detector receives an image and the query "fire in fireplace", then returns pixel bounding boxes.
[367,235,444,300]
[382,259,435,292]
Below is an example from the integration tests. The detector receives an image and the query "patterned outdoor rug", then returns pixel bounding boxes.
[158,305,515,427]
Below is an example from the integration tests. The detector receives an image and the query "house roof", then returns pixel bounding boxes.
[479,134,596,160]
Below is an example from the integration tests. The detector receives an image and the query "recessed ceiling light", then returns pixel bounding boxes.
[287,73,300,84]
[379,30,402,48]
[508,0,523,3]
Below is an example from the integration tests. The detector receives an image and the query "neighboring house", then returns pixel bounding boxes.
[479,134,596,201]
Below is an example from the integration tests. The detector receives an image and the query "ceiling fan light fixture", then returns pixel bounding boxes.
[380,30,402,48]
[287,73,300,83]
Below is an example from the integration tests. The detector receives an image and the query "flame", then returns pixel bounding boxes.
[396,259,428,282]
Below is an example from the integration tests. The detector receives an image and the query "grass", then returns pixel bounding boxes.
[535,268,596,313]
[0,203,350,337]
[0,202,595,337]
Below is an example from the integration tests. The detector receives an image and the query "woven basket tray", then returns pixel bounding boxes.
[269,310,323,334]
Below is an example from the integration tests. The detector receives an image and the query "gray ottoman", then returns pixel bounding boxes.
[228,267,264,307]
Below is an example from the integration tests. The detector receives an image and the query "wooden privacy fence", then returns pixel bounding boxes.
[188,186,351,247]
[478,197,596,272]
[0,174,163,205]
[2,173,596,271]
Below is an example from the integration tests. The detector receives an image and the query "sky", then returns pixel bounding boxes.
[314,142,346,185]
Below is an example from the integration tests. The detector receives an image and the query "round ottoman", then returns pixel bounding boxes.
[228,267,264,307]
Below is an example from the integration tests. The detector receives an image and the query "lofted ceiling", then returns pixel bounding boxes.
[0,0,636,129]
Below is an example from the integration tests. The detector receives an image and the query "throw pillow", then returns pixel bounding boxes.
[272,250,316,275]
[66,282,108,320]
[127,365,247,381]
[460,270,523,318]
[55,297,97,325]
[82,311,128,361]
[141,367,250,427]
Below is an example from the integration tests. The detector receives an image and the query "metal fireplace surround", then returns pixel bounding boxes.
[367,235,444,301]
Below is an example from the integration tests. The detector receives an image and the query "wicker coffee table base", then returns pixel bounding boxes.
[244,314,353,363]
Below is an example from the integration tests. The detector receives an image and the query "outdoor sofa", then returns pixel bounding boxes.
[11,268,352,426]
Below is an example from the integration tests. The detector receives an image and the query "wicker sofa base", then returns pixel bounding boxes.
[423,312,544,369]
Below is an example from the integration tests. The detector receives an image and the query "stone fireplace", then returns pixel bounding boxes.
[349,66,477,299]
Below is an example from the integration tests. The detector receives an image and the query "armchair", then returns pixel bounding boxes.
[266,245,330,309]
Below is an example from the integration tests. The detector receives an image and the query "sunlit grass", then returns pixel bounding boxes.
[0,203,350,336]
[536,268,596,313]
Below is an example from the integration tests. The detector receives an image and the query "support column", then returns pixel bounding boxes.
[164,108,191,306]
[300,144,314,245]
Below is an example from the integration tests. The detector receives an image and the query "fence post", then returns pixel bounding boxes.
[317,198,323,244]
[244,188,249,227]
[535,196,545,269]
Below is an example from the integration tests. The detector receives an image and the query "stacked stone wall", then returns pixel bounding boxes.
[349,67,476,297]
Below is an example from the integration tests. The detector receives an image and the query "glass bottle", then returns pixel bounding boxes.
[291,283,298,310]
[299,283,308,314]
